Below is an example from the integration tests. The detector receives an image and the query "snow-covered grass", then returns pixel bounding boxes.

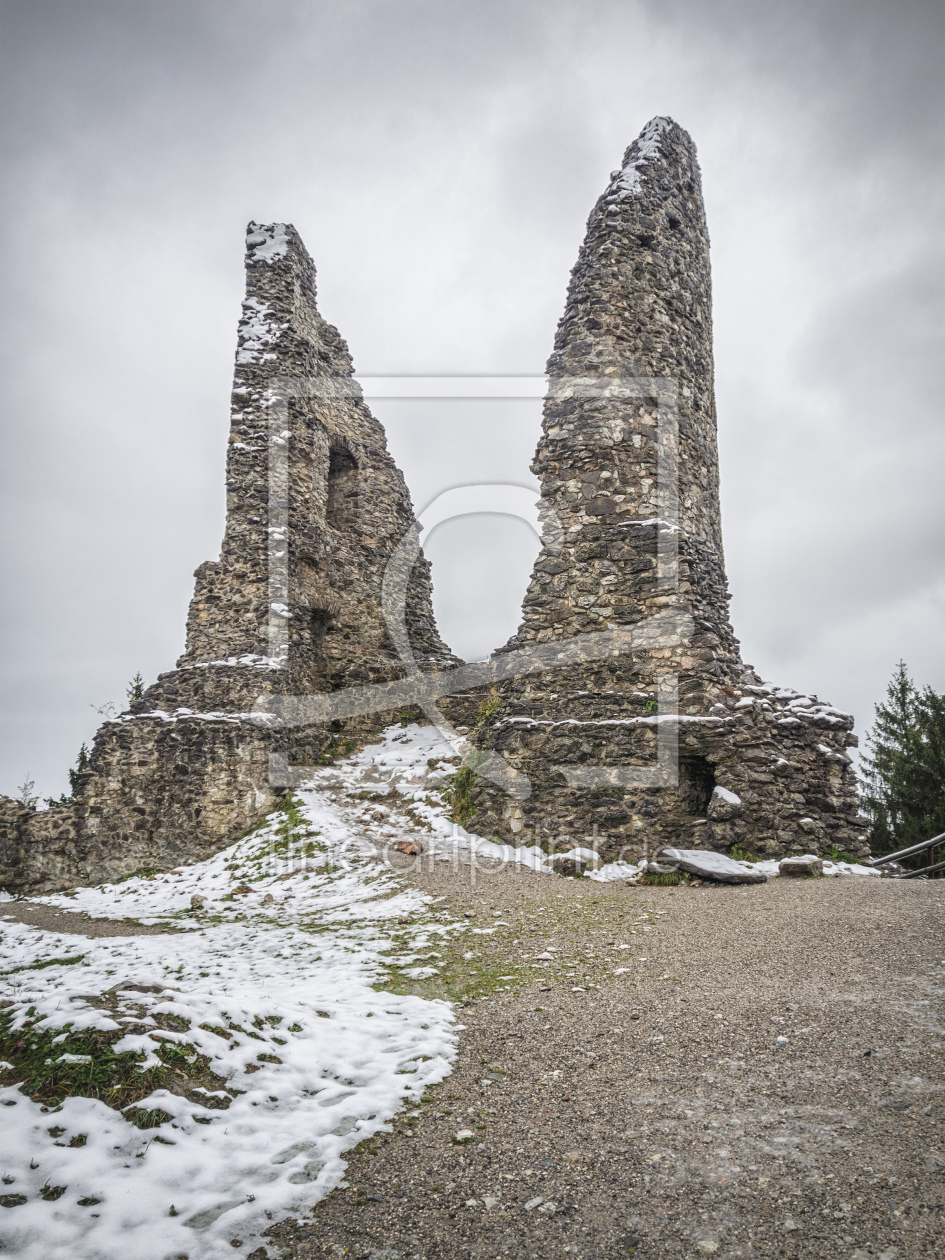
[0,722,885,1257]
[0,730,472,1260]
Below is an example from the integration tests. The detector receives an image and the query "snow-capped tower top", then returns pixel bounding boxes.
[550,116,712,390]
[548,121,717,551]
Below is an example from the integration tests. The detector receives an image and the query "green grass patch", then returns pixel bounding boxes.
[447,766,478,825]
[14,955,85,973]
[728,844,762,863]
[476,691,503,722]
[826,844,861,864]
[115,868,157,884]
[376,890,670,1003]
[398,708,428,726]
[0,998,231,1123]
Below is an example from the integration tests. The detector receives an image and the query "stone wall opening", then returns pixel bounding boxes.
[309,608,331,646]
[677,756,716,818]
[326,446,358,527]
[307,608,333,690]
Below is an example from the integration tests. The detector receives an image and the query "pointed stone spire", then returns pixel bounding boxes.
[464,121,866,865]
[176,222,455,700]
[548,116,721,551]
[507,118,735,669]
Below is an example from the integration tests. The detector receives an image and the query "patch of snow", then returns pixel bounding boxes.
[712,786,741,806]
[179,654,283,671]
[496,714,724,730]
[587,861,642,883]
[110,709,276,727]
[613,117,673,197]
[562,847,598,863]
[734,858,881,879]
[235,296,288,365]
[821,861,881,878]
[612,516,681,534]
[0,738,465,1259]
[245,221,289,262]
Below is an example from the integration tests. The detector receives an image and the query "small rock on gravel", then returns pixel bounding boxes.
[779,854,824,877]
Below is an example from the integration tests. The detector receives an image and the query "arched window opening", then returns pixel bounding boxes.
[326,446,358,527]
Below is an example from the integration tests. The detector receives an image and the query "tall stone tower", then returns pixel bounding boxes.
[466,118,867,862]
[0,223,456,892]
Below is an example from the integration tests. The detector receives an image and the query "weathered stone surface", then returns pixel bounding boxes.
[650,846,767,884]
[2,127,868,892]
[779,854,824,877]
[462,118,866,864]
[2,223,456,894]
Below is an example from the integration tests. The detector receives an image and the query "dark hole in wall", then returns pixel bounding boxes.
[309,609,331,646]
[300,609,334,690]
[678,756,716,816]
[326,447,358,527]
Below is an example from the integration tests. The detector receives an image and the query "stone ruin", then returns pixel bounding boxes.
[0,222,457,893]
[0,119,868,893]
[460,118,867,864]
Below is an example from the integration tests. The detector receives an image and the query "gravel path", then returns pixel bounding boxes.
[0,900,175,936]
[271,867,944,1260]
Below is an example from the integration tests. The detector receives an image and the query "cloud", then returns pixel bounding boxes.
[0,0,941,795]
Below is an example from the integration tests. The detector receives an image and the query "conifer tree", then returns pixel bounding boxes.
[68,743,91,797]
[43,743,92,809]
[860,662,945,872]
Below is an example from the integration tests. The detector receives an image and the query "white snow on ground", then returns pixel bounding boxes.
[0,728,473,1260]
[587,860,641,883]
[180,654,284,671]
[734,858,881,879]
[0,723,886,1257]
[588,856,879,882]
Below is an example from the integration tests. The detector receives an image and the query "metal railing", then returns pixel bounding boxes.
[870,831,945,879]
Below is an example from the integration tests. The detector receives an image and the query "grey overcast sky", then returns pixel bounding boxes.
[1,0,943,799]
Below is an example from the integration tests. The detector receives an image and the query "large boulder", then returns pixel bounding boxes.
[649,846,767,884]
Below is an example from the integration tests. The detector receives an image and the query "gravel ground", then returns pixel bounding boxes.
[0,901,175,936]
[270,865,945,1260]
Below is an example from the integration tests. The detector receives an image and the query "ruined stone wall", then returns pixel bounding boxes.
[1,144,869,891]
[174,223,453,696]
[466,119,866,862]
[2,223,456,894]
